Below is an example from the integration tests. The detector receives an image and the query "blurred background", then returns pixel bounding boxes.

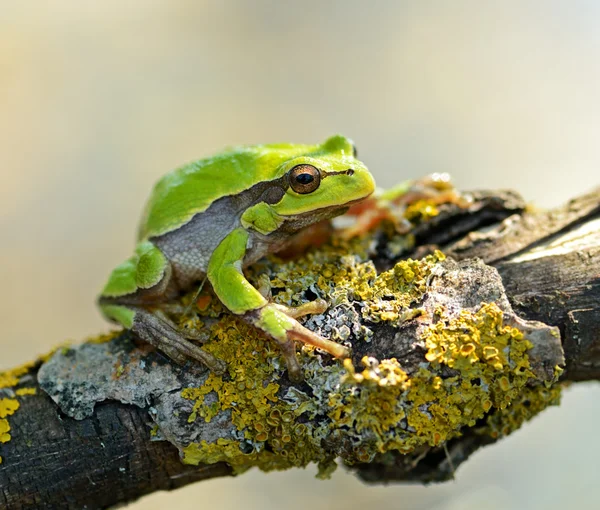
[1,1,599,509]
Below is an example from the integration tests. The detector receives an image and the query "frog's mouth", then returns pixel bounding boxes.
[277,193,375,234]
[308,192,375,216]
[337,194,374,209]
[282,191,373,219]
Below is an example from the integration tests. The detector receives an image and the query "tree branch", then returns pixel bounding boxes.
[1,186,598,509]
[445,187,600,381]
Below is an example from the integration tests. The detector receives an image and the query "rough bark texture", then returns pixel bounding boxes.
[0,388,231,509]
[1,187,599,509]
[444,188,600,381]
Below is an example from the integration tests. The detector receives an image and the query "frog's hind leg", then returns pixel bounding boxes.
[131,308,226,375]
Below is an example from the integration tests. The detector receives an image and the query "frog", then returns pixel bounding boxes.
[98,134,376,381]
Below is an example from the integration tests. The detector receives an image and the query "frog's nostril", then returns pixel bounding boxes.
[346,169,354,176]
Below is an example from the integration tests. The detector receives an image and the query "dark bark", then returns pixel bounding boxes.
[0,385,231,509]
[444,187,600,381]
[1,187,599,509]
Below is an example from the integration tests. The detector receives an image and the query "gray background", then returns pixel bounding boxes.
[1,2,598,509]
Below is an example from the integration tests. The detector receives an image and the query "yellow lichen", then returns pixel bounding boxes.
[481,384,562,438]
[181,318,279,426]
[183,431,334,477]
[86,331,121,344]
[114,363,125,379]
[0,418,10,442]
[160,210,560,475]
[149,424,160,437]
[326,302,561,460]
[404,200,440,222]
[0,346,67,390]
[330,358,409,442]
[0,398,20,418]
[180,316,330,473]
[0,372,45,465]
[356,251,445,322]
[183,437,335,476]
[0,398,20,464]
[262,234,374,308]
[261,232,444,326]
[0,363,35,390]
[14,387,37,396]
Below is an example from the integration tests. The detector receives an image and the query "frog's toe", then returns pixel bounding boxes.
[278,338,304,382]
[286,320,351,359]
[273,298,328,319]
[168,335,227,375]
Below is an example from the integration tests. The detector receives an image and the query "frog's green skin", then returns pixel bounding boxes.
[98,135,375,380]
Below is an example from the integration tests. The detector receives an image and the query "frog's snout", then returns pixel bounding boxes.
[354,167,376,199]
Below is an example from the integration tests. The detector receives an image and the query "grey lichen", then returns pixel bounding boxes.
[38,338,194,420]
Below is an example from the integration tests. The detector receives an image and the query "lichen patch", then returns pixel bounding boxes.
[174,252,563,474]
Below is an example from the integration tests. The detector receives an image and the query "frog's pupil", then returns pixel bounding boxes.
[296,173,314,184]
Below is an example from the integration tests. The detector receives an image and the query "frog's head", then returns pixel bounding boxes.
[241,135,376,236]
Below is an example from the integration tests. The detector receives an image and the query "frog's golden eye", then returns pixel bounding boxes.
[289,164,321,194]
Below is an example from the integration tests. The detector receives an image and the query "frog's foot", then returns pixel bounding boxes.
[132,309,226,375]
[245,301,350,382]
[153,309,206,342]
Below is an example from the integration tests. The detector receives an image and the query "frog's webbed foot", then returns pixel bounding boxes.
[245,300,350,382]
[132,308,226,375]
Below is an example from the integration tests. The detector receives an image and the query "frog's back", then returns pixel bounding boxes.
[137,143,315,240]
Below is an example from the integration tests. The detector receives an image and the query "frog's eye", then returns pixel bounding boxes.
[289,164,321,194]
[352,144,358,158]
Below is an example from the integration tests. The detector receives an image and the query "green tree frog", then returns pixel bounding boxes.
[98,135,375,380]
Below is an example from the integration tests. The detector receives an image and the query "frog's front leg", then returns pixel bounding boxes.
[208,228,350,381]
